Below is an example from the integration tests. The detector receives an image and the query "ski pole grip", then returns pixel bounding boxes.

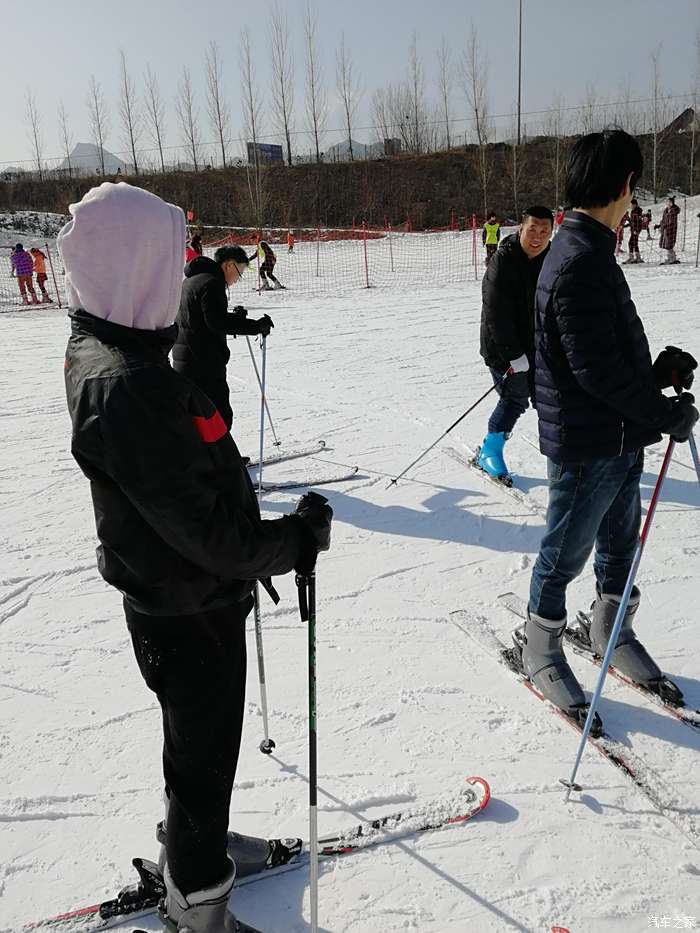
[296,573,310,622]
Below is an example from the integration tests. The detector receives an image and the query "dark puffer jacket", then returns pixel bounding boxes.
[534,211,673,462]
[65,309,305,616]
[172,255,261,383]
[479,233,549,370]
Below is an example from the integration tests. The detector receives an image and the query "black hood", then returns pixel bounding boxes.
[184,255,222,279]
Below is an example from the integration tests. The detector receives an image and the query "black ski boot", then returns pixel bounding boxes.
[589,588,684,705]
[513,610,603,736]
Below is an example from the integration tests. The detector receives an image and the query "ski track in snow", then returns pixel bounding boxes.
[2,213,700,931]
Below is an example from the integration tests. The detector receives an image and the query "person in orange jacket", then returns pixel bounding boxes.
[30,247,52,302]
[287,229,295,253]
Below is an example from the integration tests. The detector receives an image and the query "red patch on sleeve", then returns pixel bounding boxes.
[192,410,227,443]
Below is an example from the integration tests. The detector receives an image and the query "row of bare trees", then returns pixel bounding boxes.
[20,22,700,210]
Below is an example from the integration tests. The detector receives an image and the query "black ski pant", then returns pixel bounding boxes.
[125,596,253,895]
[171,360,234,432]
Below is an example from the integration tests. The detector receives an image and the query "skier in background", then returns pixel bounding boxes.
[624,198,644,264]
[60,181,332,933]
[641,208,652,240]
[10,243,39,305]
[520,130,698,729]
[482,211,501,265]
[249,235,285,290]
[173,245,273,432]
[287,229,295,252]
[656,195,681,264]
[30,247,53,301]
[476,206,554,484]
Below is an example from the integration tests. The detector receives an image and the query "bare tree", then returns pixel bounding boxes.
[144,65,167,173]
[304,0,327,162]
[25,90,44,180]
[578,83,600,134]
[269,1,295,166]
[689,32,700,196]
[336,32,360,160]
[407,33,426,153]
[649,45,671,200]
[436,36,453,150]
[205,41,231,168]
[175,66,201,171]
[118,50,142,175]
[87,75,110,176]
[58,101,74,178]
[371,87,392,145]
[240,27,265,224]
[543,94,566,207]
[462,24,492,217]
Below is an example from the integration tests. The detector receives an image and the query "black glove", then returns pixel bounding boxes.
[661,392,699,442]
[254,314,274,337]
[231,305,248,319]
[290,491,333,573]
[652,346,697,390]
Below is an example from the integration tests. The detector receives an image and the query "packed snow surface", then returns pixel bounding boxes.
[1,236,699,932]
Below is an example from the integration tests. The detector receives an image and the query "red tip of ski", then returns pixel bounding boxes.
[466,775,491,809]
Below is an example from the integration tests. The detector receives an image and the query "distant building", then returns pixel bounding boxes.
[383,138,402,156]
[247,143,284,165]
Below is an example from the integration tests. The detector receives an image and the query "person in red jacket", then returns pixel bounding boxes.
[656,196,681,264]
[287,229,295,252]
[624,198,644,264]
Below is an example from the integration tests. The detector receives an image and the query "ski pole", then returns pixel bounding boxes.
[296,570,318,933]
[386,368,513,488]
[246,335,281,447]
[561,438,675,800]
[254,334,275,755]
[689,433,700,486]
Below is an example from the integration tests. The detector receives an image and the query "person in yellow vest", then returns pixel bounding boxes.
[482,211,501,265]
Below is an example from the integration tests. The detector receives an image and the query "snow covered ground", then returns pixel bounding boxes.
[1,226,700,933]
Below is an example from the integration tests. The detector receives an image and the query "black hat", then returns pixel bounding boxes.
[15,243,23,250]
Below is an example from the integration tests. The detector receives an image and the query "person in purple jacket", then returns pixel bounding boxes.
[10,243,39,305]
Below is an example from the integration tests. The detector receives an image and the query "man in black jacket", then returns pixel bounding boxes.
[59,182,332,932]
[173,245,273,432]
[519,131,698,726]
[477,206,553,483]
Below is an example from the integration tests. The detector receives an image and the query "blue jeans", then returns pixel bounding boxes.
[528,451,643,620]
[487,367,532,435]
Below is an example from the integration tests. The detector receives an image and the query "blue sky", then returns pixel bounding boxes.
[3,0,698,167]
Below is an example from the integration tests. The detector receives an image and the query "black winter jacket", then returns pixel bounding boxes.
[172,256,261,383]
[65,310,305,616]
[534,211,673,462]
[479,233,549,370]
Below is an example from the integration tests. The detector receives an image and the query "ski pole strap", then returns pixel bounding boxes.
[259,577,280,605]
[296,572,310,622]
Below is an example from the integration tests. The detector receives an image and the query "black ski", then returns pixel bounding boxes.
[247,441,327,469]
[26,778,490,932]
[259,466,359,492]
[452,605,700,850]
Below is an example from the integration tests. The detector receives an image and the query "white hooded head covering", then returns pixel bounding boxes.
[57,182,185,330]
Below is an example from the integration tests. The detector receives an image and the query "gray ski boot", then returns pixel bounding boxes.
[589,588,683,703]
[161,859,262,932]
[157,821,299,879]
[519,610,602,734]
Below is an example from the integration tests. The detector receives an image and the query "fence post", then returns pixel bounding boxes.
[45,242,62,309]
[386,217,395,273]
[362,220,370,288]
[695,214,700,269]
[255,229,262,294]
[471,213,478,280]
[682,196,687,252]
[315,224,321,277]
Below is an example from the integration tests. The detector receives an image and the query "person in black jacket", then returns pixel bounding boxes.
[519,131,698,726]
[477,206,553,482]
[59,182,332,933]
[172,245,273,432]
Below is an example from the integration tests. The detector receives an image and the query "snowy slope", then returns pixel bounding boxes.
[1,239,700,933]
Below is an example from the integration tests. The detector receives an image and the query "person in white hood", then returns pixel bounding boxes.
[61,183,332,933]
